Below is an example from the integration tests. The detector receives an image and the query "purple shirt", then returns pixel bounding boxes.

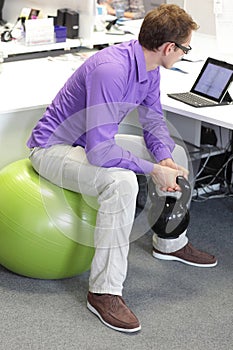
[27,40,175,174]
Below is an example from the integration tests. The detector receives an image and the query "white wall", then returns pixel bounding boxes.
[186,0,216,35]
[168,0,216,35]
[144,0,216,36]
[166,0,186,8]
[214,0,233,53]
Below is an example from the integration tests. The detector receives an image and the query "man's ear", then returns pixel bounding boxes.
[163,42,175,56]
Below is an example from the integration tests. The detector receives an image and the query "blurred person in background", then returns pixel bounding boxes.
[98,0,145,19]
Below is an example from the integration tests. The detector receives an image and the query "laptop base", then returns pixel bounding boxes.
[167,91,233,108]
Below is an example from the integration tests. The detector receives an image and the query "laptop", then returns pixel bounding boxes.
[167,57,233,107]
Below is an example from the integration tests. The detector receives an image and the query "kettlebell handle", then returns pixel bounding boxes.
[148,176,191,206]
[176,176,191,207]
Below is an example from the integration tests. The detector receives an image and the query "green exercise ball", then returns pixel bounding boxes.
[0,159,98,279]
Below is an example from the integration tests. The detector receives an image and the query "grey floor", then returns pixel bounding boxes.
[0,196,233,350]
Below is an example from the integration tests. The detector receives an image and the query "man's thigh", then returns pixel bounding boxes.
[30,144,136,197]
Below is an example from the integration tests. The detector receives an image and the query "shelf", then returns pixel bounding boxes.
[1,38,85,58]
[173,137,226,161]
[187,144,225,161]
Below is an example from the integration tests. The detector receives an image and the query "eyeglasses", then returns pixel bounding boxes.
[172,42,192,55]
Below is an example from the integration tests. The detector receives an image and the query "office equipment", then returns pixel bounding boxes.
[106,18,125,35]
[168,57,233,107]
[56,8,66,26]
[54,25,67,42]
[64,9,79,39]
[25,18,54,45]
[57,8,79,39]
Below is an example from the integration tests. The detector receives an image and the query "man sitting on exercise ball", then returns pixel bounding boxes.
[27,4,217,333]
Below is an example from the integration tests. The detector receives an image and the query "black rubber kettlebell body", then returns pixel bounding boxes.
[148,176,191,239]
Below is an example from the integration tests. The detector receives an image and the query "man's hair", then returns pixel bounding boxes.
[138,4,199,51]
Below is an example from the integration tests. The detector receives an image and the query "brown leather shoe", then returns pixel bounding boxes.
[87,292,141,333]
[153,242,217,267]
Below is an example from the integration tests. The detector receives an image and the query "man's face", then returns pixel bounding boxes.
[164,33,192,69]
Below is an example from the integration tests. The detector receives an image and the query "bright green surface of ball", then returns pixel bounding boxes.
[0,159,98,279]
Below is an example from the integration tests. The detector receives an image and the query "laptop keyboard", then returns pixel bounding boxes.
[169,92,216,107]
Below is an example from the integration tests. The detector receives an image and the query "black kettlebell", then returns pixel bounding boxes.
[148,176,191,239]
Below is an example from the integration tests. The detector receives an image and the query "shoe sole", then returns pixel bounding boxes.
[87,301,141,333]
[153,251,218,268]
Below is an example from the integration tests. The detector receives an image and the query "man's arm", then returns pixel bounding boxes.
[138,71,175,163]
[84,63,154,174]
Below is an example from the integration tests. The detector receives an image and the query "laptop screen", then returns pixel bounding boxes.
[191,58,233,102]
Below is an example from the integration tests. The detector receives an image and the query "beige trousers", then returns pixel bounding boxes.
[29,134,188,295]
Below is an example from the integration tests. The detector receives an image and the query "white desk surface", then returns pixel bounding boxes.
[0,31,233,129]
[160,61,233,131]
[162,31,233,130]
[0,55,78,113]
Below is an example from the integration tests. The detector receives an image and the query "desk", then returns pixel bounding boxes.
[160,61,233,147]
[0,53,87,168]
[160,32,233,149]
[0,32,233,171]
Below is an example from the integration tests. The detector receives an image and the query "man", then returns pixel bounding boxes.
[27,4,217,333]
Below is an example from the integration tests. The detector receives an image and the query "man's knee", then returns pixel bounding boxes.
[113,170,139,199]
